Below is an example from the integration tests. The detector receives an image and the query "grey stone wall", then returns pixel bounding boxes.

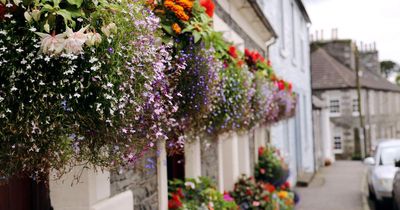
[359,51,380,75]
[314,89,400,159]
[201,138,219,183]
[313,40,356,70]
[111,151,158,210]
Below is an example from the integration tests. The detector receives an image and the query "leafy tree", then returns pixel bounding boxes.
[396,75,400,86]
[381,60,400,78]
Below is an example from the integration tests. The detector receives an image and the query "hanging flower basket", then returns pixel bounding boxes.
[0,0,176,178]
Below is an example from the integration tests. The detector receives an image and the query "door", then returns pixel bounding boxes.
[0,176,52,210]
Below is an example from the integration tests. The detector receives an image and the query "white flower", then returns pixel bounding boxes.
[184,181,195,189]
[101,23,117,37]
[64,26,88,54]
[31,9,41,22]
[0,30,6,36]
[4,13,13,18]
[89,57,98,63]
[29,26,40,32]
[85,32,102,46]
[36,32,66,55]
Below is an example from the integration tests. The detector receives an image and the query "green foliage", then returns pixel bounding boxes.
[255,146,288,186]
[380,60,399,78]
[168,177,237,209]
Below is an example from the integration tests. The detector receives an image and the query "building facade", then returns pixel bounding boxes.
[49,1,316,210]
[262,0,315,183]
[311,38,400,161]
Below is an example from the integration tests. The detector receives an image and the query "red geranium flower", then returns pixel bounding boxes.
[267,59,272,67]
[246,188,253,196]
[200,0,215,17]
[176,188,184,198]
[288,82,293,92]
[168,193,183,209]
[263,183,276,193]
[277,80,285,91]
[228,45,238,58]
[258,147,264,156]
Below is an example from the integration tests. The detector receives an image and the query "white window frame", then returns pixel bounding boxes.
[333,129,343,154]
[352,98,359,116]
[329,98,341,116]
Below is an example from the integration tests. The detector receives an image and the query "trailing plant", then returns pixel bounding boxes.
[0,0,177,178]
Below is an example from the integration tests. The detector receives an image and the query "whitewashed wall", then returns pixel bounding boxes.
[262,0,315,183]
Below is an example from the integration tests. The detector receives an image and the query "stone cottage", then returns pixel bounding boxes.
[311,38,400,161]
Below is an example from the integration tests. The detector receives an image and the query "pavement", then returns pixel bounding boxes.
[296,161,367,210]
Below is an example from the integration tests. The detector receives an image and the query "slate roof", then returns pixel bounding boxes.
[311,48,400,92]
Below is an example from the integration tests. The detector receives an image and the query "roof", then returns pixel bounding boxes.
[295,0,311,23]
[311,48,400,92]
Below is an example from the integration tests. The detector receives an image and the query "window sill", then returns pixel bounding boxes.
[291,58,297,67]
[280,49,288,59]
[330,113,341,117]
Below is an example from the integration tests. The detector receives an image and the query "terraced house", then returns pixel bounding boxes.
[311,37,400,163]
[1,0,313,209]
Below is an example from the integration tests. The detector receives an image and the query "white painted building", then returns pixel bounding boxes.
[262,0,315,184]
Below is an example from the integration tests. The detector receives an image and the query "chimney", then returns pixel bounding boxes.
[359,42,380,74]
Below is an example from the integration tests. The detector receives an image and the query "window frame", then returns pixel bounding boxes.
[329,98,341,116]
[333,129,343,154]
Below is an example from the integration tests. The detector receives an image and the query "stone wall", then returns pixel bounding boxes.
[200,138,219,183]
[313,40,356,70]
[111,151,158,210]
[359,50,380,75]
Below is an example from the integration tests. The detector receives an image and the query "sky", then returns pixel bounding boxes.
[303,0,400,64]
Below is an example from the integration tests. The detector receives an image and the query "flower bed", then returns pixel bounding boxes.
[230,146,298,210]
[168,177,237,209]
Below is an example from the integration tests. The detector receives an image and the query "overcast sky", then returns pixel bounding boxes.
[303,0,400,64]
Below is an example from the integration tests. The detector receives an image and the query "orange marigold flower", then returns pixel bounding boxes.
[164,0,175,10]
[172,23,182,34]
[173,7,190,21]
[176,0,193,10]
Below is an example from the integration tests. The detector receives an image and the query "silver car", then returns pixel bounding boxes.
[364,140,400,203]
[393,161,400,210]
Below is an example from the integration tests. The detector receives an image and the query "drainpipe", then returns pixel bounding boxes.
[266,36,277,58]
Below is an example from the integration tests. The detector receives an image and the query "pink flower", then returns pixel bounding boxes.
[223,192,234,202]
[36,32,66,55]
[64,26,88,54]
[252,201,260,206]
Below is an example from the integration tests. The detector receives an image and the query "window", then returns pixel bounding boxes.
[291,2,296,59]
[280,0,286,50]
[333,136,342,150]
[329,99,340,114]
[352,98,359,113]
[333,129,343,153]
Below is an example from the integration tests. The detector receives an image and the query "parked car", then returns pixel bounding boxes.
[364,140,400,203]
[392,160,400,210]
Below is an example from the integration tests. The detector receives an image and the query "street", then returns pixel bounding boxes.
[297,161,367,210]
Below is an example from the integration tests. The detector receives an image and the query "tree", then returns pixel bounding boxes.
[396,75,400,86]
[380,60,400,78]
